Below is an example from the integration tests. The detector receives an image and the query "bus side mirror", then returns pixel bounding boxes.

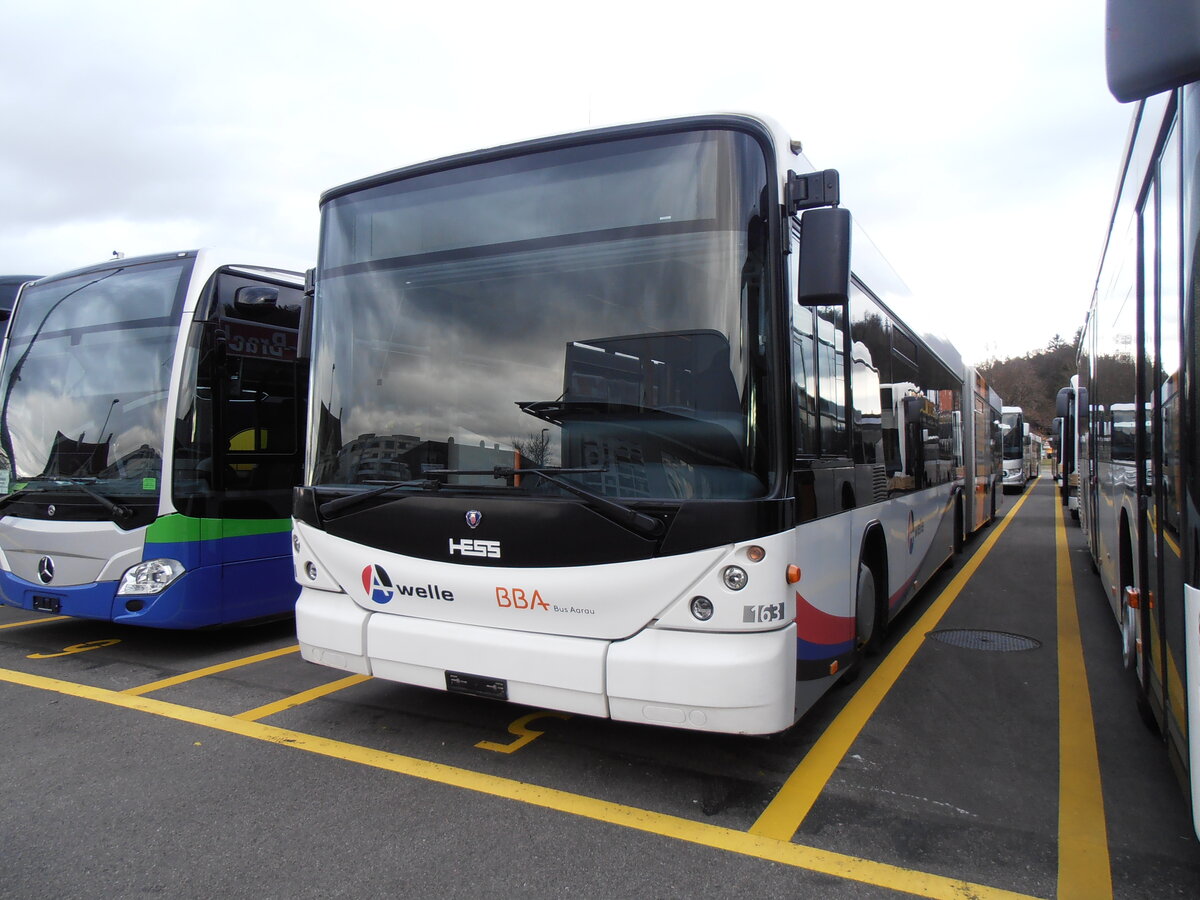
[797,206,851,306]
[234,285,279,311]
[1106,0,1200,101]
[1056,387,1074,418]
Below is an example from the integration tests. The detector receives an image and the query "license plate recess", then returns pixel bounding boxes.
[445,670,508,701]
[32,595,62,613]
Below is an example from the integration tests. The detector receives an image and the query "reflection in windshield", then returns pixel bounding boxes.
[311,129,774,502]
[0,258,189,494]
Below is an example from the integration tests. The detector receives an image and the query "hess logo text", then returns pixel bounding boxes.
[449,538,501,558]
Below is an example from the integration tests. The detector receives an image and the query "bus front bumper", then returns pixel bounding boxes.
[296,589,798,734]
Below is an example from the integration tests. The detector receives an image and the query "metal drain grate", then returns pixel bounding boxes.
[926,629,1042,652]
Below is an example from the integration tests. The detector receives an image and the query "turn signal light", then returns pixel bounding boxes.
[786,565,801,584]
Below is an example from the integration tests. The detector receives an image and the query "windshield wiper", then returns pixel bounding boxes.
[74,484,134,521]
[318,479,441,519]
[0,479,133,521]
[426,465,664,540]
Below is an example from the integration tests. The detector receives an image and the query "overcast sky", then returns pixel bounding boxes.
[0,0,1133,364]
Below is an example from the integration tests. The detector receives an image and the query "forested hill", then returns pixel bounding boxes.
[978,331,1080,438]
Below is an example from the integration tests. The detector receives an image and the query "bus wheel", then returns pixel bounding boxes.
[855,560,883,656]
[953,501,964,555]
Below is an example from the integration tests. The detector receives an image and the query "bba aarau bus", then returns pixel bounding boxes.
[292,114,1001,733]
[1076,0,1200,837]
[0,250,310,627]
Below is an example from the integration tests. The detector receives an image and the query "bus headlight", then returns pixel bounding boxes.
[722,565,749,591]
[117,559,185,595]
[690,596,715,620]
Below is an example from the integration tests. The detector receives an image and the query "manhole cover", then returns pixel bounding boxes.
[926,629,1042,652]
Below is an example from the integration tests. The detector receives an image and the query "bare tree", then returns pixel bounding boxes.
[512,429,553,467]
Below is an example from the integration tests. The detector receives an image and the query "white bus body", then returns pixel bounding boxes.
[294,114,983,734]
[1000,405,1030,493]
[1079,0,1200,836]
[961,367,1003,537]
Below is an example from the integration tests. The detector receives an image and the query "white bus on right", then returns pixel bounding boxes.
[1079,0,1200,840]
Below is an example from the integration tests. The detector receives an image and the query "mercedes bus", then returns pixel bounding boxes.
[292,113,988,734]
[0,250,310,628]
[1001,405,1030,493]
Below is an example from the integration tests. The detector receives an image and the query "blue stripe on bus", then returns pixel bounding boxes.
[796,636,855,660]
[0,530,298,629]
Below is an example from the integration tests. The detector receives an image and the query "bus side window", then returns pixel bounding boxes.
[815,305,847,457]
[792,305,817,455]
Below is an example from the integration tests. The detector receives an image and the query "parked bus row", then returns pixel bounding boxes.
[0,115,1010,735]
[1066,0,1200,839]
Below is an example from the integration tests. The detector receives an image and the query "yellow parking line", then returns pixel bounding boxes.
[750,486,1036,841]
[0,665,1036,900]
[122,645,300,696]
[0,615,70,630]
[234,673,370,721]
[1055,504,1112,898]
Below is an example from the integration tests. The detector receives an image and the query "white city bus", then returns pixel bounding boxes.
[1000,405,1031,493]
[1055,376,1082,520]
[292,114,987,733]
[962,367,1004,538]
[1027,431,1043,481]
[1076,0,1200,837]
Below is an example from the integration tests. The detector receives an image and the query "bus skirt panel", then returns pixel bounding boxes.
[297,588,798,734]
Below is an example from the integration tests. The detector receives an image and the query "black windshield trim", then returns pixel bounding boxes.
[320,115,775,205]
[323,220,723,280]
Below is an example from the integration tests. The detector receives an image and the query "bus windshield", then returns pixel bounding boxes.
[1001,410,1024,460]
[0,257,190,496]
[312,128,775,501]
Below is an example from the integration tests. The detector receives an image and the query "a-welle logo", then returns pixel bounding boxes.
[361,564,456,604]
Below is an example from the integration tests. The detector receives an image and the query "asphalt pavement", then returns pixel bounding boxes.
[1,475,1197,898]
